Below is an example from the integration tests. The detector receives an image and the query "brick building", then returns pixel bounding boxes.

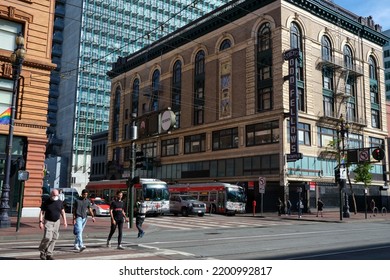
[107,0,389,212]
[0,1,55,217]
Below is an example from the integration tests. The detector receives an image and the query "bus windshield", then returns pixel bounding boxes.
[226,187,246,203]
[144,184,170,201]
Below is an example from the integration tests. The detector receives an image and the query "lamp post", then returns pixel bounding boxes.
[0,32,25,228]
[336,114,350,220]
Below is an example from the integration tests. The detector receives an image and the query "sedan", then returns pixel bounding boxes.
[90,199,110,216]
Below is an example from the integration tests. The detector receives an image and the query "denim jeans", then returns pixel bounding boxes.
[74,217,87,248]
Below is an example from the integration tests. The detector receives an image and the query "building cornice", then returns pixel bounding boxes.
[286,0,388,46]
[108,0,388,78]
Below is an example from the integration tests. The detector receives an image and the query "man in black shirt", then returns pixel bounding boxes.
[73,189,95,252]
[106,191,128,249]
[38,189,68,260]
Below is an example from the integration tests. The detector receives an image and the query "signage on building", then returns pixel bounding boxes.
[160,110,176,132]
[284,48,302,162]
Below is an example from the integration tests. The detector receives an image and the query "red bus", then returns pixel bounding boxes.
[168,182,246,215]
[86,178,170,215]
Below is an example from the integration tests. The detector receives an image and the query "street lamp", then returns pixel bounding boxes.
[0,33,25,228]
[336,114,350,220]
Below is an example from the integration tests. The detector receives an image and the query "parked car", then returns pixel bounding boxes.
[90,198,110,216]
[169,194,206,216]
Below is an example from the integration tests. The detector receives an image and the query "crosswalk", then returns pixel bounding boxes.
[0,215,293,260]
[145,214,293,231]
[0,238,196,260]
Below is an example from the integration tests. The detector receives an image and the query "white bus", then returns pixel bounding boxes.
[168,182,246,215]
[86,178,170,216]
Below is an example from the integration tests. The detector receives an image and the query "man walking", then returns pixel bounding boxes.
[73,189,95,252]
[38,189,68,260]
[106,191,129,249]
[135,199,147,238]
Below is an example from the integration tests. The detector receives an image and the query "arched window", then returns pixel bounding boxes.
[151,70,160,111]
[290,22,305,112]
[290,22,301,50]
[344,45,356,121]
[257,22,273,111]
[369,56,377,80]
[194,50,205,125]
[343,45,353,69]
[172,60,182,128]
[219,39,231,51]
[369,56,380,128]
[321,36,332,61]
[258,22,271,52]
[112,86,121,142]
[132,78,139,116]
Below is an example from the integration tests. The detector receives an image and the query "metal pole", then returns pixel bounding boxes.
[0,36,24,228]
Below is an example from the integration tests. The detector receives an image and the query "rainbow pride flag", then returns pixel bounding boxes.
[0,107,11,125]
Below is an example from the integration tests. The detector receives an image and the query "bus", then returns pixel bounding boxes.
[168,182,247,215]
[86,178,170,216]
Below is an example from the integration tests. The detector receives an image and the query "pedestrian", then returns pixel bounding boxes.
[58,188,65,201]
[135,199,147,238]
[297,198,304,218]
[106,191,129,249]
[73,189,95,252]
[277,197,283,216]
[286,198,292,216]
[38,189,68,260]
[316,198,324,217]
[370,198,376,217]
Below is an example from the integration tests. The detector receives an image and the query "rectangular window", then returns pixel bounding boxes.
[348,133,363,149]
[369,137,383,148]
[161,138,179,156]
[0,79,13,115]
[246,121,279,146]
[323,95,334,117]
[184,133,206,154]
[288,122,311,146]
[212,128,238,151]
[0,19,22,51]
[257,87,272,111]
[317,126,336,148]
[371,109,380,128]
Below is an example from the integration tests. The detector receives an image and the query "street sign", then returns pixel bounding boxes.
[259,177,266,194]
[340,167,347,180]
[358,149,370,162]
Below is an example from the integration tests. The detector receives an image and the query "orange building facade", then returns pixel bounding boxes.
[0,1,55,217]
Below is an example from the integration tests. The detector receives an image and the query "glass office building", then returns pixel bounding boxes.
[47,0,230,189]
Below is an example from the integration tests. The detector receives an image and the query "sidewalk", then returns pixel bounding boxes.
[250,208,390,223]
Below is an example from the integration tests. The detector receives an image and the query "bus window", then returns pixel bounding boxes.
[198,194,208,202]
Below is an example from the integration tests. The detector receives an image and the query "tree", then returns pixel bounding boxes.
[353,162,373,188]
[353,162,373,214]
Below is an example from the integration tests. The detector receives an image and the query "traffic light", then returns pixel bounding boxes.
[135,151,145,169]
[372,147,385,161]
[334,168,340,183]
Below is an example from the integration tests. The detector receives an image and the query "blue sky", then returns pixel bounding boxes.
[334,0,390,31]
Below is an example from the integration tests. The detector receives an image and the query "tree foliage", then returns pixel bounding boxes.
[353,162,373,187]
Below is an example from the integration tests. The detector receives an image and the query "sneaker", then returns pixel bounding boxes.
[139,232,145,238]
[74,246,80,251]
[117,245,125,250]
[106,240,111,247]
[80,246,86,252]
[46,255,54,260]
[39,252,46,260]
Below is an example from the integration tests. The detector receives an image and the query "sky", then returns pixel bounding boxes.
[334,0,390,31]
